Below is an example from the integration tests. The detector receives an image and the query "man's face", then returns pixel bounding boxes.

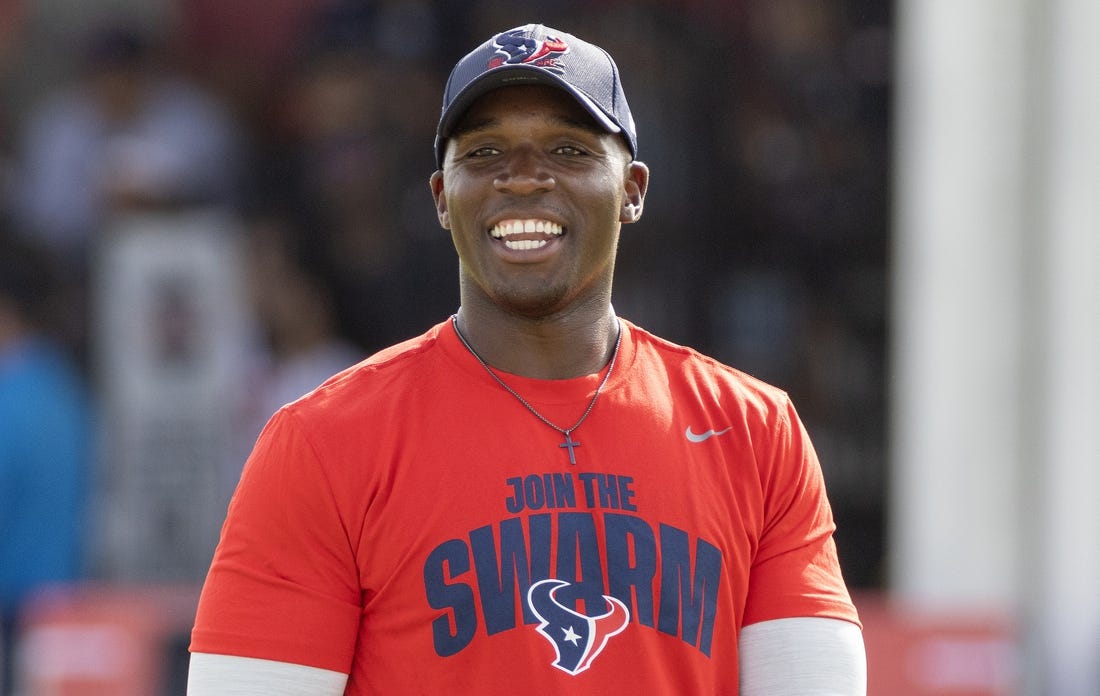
[431,85,647,320]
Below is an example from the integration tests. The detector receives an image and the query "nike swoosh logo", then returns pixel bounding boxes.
[685,426,732,443]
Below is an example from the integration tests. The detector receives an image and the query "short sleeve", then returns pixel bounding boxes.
[190,408,362,673]
[742,397,860,628]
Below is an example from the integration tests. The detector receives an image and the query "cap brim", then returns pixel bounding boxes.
[435,65,621,164]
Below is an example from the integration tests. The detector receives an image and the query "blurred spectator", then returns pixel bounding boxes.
[174,0,337,127]
[253,14,457,354]
[14,24,241,268]
[241,214,362,440]
[0,231,91,694]
[11,23,242,366]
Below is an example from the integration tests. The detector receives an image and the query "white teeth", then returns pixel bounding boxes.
[490,219,563,239]
[504,239,549,251]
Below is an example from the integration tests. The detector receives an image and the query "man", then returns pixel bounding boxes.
[188,24,865,694]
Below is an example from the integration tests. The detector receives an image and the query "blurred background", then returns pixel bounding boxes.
[0,0,1095,694]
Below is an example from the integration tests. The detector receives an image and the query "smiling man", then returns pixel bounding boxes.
[188,24,866,695]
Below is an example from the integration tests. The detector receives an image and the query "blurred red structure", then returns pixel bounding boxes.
[856,593,1019,695]
[14,584,198,695]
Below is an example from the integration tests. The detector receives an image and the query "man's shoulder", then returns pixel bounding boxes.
[627,321,789,404]
[288,322,449,414]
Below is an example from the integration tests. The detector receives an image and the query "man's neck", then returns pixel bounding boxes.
[453,302,619,380]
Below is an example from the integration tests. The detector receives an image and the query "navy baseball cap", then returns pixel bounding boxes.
[434,24,638,167]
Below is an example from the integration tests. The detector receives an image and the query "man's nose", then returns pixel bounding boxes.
[494,148,555,195]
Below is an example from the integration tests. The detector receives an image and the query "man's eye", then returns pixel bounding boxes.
[555,145,587,156]
[467,146,500,158]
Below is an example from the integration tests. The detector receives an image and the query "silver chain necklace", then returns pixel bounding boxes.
[451,314,622,465]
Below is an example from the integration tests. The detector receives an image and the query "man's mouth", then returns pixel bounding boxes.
[489,218,564,251]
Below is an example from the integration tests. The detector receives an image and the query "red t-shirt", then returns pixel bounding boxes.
[191,319,858,694]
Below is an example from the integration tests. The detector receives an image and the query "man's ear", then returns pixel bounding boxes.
[620,160,650,224]
[429,170,450,229]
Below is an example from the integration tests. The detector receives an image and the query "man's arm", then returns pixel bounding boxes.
[739,617,866,695]
[187,653,348,696]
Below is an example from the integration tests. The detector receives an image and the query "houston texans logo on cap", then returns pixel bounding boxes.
[526,578,630,675]
[489,28,568,72]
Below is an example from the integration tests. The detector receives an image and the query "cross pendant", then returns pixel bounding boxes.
[559,431,581,464]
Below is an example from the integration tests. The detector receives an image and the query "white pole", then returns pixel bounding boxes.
[890,0,1030,608]
[893,0,1100,691]
[1026,0,1100,691]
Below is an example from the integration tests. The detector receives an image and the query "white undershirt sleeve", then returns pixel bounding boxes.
[738,617,866,695]
[187,652,348,696]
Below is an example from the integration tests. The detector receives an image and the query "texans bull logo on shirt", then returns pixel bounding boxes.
[423,471,724,675]
[528,579,630,675]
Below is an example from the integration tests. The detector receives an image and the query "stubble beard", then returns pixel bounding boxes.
[458,258,616,322]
